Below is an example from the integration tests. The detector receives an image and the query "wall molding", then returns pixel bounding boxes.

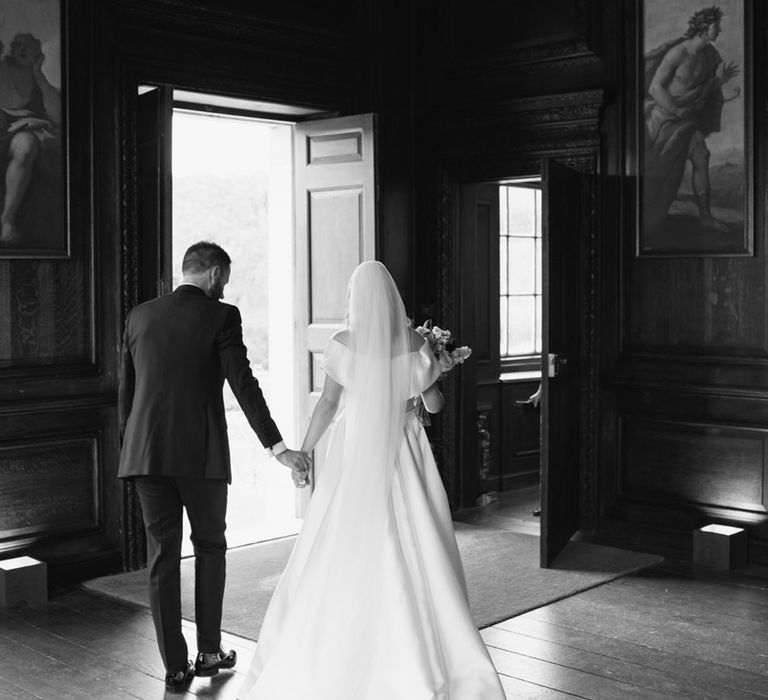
[443,0,601,70]
[0,435,101,548]
[618,415,768,515]
[434,91,603,181]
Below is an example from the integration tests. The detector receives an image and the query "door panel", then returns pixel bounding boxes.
[136,86,173,301]
[294,114,376,509]
[458,183,501,506]
[540,158,581,567]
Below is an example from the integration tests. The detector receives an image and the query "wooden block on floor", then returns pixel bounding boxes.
[693,525,748,571]
[0,557,47,607]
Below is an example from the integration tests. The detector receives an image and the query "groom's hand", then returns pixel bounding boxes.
[276,448,312,473]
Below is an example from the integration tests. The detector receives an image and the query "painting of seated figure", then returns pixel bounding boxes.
[0,0,65,258]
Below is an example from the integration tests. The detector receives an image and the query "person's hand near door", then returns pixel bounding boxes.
[276,448,312,487]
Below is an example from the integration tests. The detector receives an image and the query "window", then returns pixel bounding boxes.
[499,183,542,362]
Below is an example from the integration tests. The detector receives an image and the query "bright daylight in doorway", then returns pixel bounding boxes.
[172,110,299,553]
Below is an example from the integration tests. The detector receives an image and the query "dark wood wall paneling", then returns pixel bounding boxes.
[9,0,764,578]
[0,2,121,582]
[363,0,418,306]
[599,2,768,564]
[414,0,604,510]
[476,382,542,494]
[1,0,374,582]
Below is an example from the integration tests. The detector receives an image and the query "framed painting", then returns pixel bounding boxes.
[637,0,751,256]
[0,0,67,258]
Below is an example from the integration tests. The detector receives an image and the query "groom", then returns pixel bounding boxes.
[118,241,310,692]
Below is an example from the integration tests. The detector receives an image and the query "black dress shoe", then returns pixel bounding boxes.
[165,660,194,692]
[195,647,237,676]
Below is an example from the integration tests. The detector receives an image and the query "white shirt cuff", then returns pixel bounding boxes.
[266,441,287,458]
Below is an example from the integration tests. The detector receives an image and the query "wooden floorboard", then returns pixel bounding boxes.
[496,616,768,699]
[455,485,541,536]
[526,588,768,675]
[498,671,585,699]
[488,644,673,700]
[3,490,768,699]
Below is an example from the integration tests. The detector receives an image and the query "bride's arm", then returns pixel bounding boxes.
[301,375,343,453]
[421,382,444,414]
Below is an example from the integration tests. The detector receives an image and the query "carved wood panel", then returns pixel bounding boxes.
[0,437,100,548]
[620,418,767,513]
[625,257,768,359]
[433,91,603,182]
[500,380,541,487]
[0,261,89,364]
[443,0,599,69]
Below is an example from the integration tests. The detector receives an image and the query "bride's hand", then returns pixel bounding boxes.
[276,448,312,473]
[292,468,310,488]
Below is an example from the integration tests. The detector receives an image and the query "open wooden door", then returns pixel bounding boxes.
[123,85,173,570]
[136,86,173,301]
[294,114,376,510]
[540,157,581,567]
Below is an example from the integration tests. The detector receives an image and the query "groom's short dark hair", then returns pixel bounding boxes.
[182,241,231,274]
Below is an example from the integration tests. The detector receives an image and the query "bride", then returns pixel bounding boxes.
[239,261,506,699]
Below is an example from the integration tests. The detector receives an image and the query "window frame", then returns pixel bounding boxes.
[499,180,543,375]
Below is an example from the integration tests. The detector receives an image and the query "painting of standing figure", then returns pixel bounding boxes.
[0,0,65,258]
[640,1,747,255]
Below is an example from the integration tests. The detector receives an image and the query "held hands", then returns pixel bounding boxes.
[291,467,311,488]
[276,449,312,488]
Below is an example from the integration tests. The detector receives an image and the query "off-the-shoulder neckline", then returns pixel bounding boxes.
[328,333,430,357]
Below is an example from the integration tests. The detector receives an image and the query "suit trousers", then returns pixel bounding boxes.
[134,476,228,672]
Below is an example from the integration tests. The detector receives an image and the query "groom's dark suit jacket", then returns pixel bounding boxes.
[118,284,282,483]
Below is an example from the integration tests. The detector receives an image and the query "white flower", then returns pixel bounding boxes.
[451,346,472,363]
[438,350,453,372]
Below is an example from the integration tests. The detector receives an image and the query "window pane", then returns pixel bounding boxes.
[507,237,535,295]
[499,237,508,296]
[499,187,508,236]
[506,296,536,356]
[505,187,536,236]
[535,189,542,237]
[535,237,542,294]
[499,296,508,356]
[535,294,542,353]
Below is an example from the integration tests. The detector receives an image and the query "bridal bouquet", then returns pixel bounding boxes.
[411,320,472,425]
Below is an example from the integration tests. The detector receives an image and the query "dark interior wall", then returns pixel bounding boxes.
[0,0,386,581]
[599,1,768,564]
[3,0,766,580]
[412,0,609,510]
[413,0,768,566]
[0,3,118,581]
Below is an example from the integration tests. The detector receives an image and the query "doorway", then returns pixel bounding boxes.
[131,86,378,563]
[170,108,300,553]
[454,159,583,567]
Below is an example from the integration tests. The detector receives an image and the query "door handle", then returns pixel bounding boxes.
[547,353,568,378]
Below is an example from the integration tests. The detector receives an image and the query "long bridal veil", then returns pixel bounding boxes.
[241,261,413,697]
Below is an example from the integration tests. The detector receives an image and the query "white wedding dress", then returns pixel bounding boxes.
[239,265,505,700]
